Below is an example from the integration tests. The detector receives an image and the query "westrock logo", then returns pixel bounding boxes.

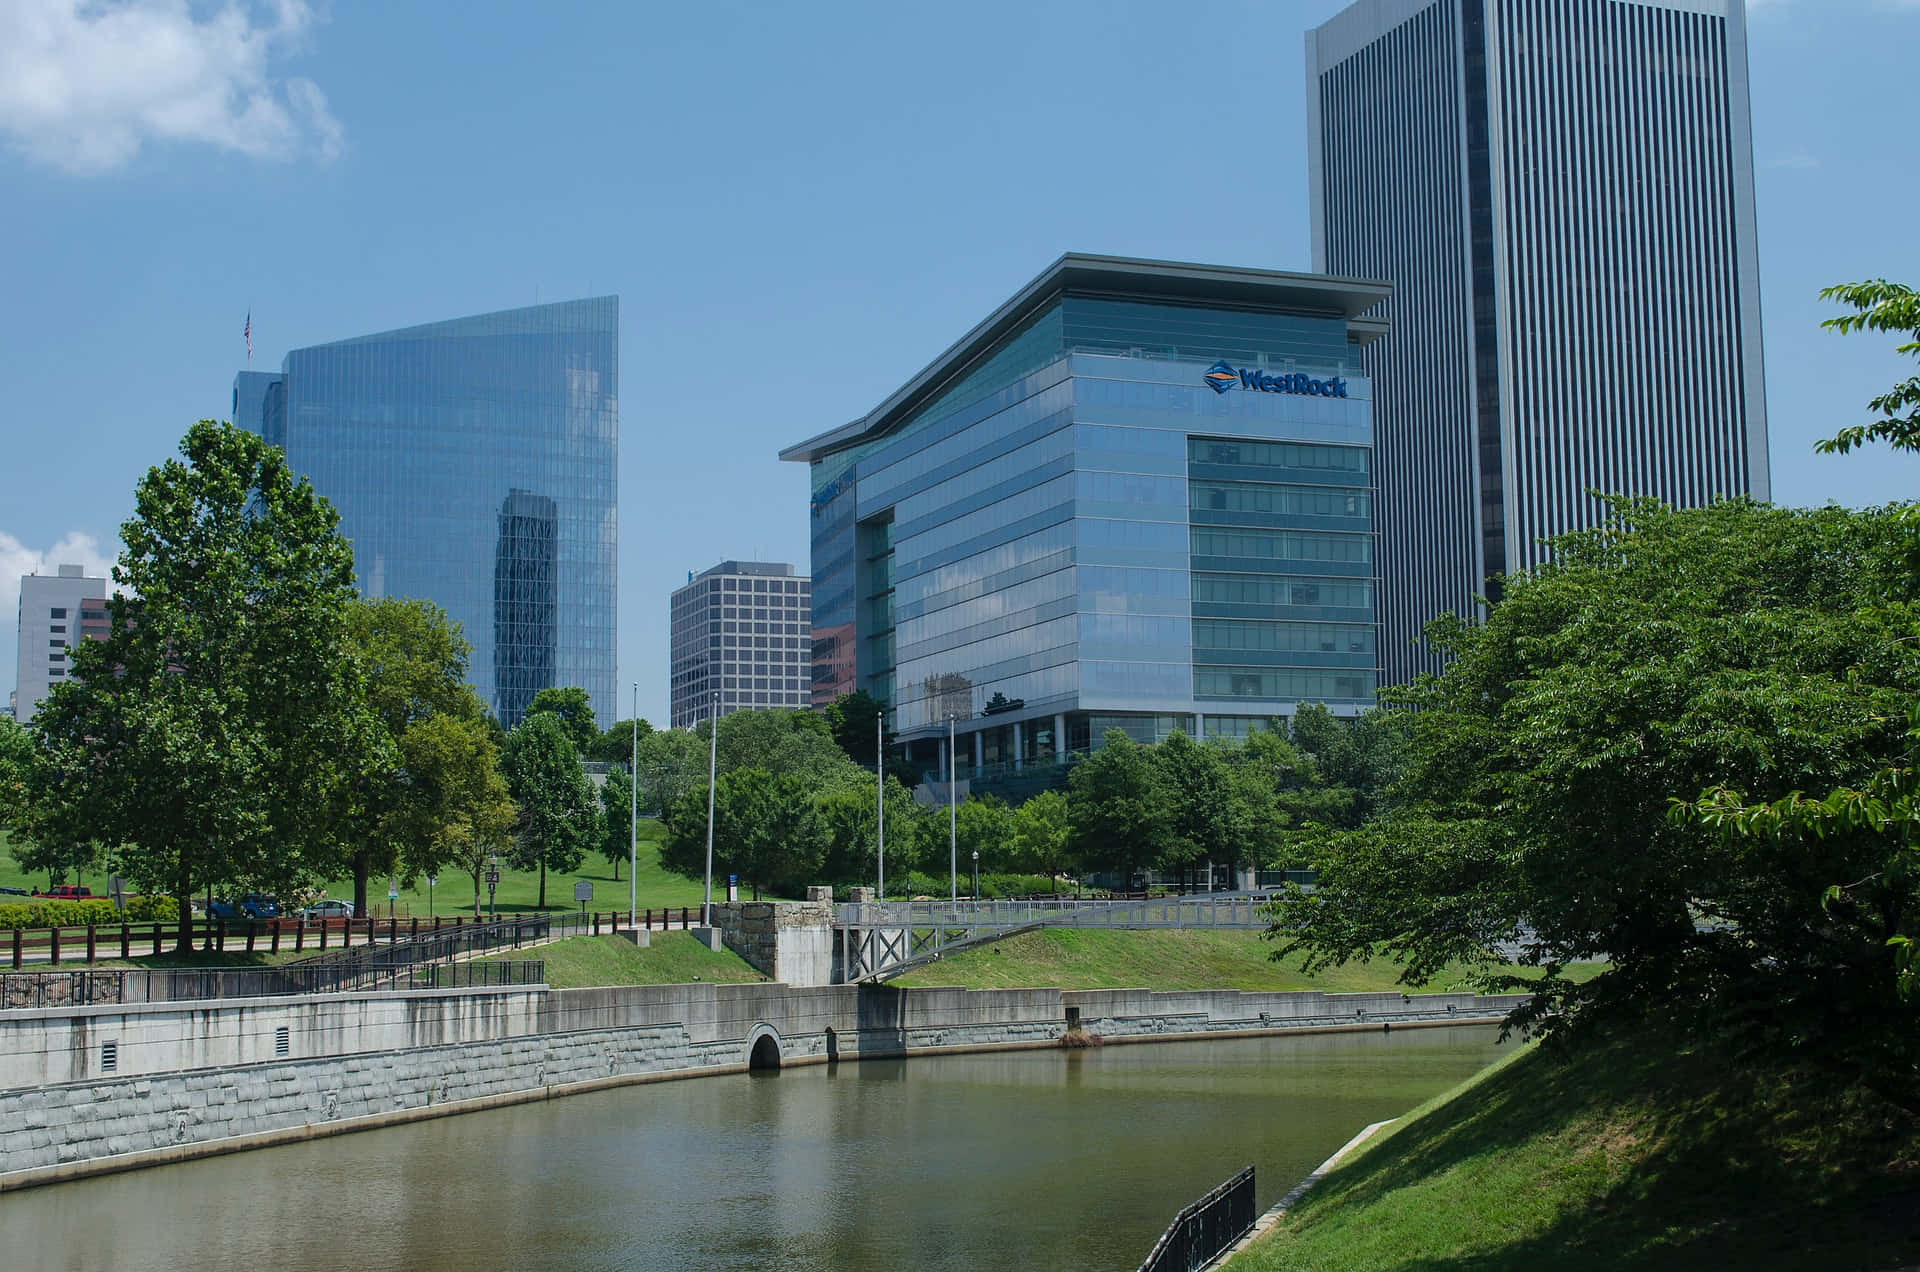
[1204,359,1349,399]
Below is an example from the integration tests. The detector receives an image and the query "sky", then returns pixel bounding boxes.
[1,0,1915,725]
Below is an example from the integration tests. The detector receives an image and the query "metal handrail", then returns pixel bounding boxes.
[1136,1166,1257,1272]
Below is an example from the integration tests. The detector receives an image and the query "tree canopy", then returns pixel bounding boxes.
[31,421,388,950]
[501,711,601,908]
[522,686,599,754]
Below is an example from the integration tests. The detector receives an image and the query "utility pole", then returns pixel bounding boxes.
[876,708,885,900]
[948,713,958,904]
[703,693,718,924]
[629,682,638,932]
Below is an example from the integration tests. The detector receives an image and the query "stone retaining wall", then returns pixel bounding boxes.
[0,982,1523,1191]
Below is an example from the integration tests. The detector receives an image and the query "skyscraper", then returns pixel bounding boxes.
[1307,0,1769,682]
[234,298,618,728]
[668,561,812,730]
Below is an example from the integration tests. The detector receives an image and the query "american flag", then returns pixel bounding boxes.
[244,311,252,361]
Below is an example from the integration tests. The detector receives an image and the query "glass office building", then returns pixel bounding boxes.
[782,254,1387,783]
[234,297,618,728]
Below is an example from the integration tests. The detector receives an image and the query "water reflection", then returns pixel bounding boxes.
[8,1026,1503,1271]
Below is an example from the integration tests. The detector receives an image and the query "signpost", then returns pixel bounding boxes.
[427,873,437,918]
[486,856,500,920]
[574,879,593,923]
[388,878,399,919]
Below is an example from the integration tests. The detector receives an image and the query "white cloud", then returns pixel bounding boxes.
[0,0,342,174]
[0,530,121,621]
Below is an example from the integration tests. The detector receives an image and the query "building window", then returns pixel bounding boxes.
[50,608,66,619]
[49,624,65,634]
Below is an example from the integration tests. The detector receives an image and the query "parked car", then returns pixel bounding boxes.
[237,894,281,920]
[298,899,355,920]
[32,884,93,900]
[203,899,242,922]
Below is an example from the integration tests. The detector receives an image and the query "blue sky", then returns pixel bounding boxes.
[1,0,1914,725]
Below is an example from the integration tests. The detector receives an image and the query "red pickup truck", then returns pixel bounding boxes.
[32,885,93,900]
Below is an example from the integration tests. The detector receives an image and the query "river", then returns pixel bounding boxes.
[8,1025,1503,1270]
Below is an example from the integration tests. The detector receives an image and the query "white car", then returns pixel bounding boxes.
[298,899,356,920]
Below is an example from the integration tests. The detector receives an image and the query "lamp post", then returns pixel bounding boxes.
[948,713,958,904]
[703,693,718,925]
[971,849,979,901]
[629,682,639,933]
[876,708,885,900]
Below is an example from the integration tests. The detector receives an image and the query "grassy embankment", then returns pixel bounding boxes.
[1227,1028,1920,1271]
[471,932,766,988]
[888,926,1607,994]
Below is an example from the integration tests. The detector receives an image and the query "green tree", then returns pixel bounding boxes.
[1243,728,1349,860]
[343,597,507,916]
[1008,787,1073,886]
[955,794,1014,878]
[661,767,825,899]
[587,717,653,765]
[635,726,710,821]
[0,716,30,832]
[1066,731,1174,887]
[31,421,388,951]
[522,686,599,754]
[501,713,601,908]
[1273,495,1920,1058]
[600,765,633,882]
[825,690,887,768]
[1810,280,1920,456]
[816,777,924,891]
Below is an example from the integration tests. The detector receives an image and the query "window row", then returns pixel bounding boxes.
[1192,619,1375,654]
[1194,666,1377,701]
[1193,573,1374,610]
[1190,529,1372,564]
[1190,482,1370,519]
[1188,437,1370,474]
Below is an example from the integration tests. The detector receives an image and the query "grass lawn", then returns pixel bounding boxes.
[888,927,1608,994]
[2,819,722,917]
[1228,1027,1920,1271]
[474,933,767,988]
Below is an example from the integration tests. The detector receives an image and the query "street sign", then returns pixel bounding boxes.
[388,884,399,900]
[573,881,593,902]
[485,870,500,885]
[426,874,437,887]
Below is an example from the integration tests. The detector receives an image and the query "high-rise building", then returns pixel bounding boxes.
[668,562,813,729]
[783,254,1386,789]
[1307,0,1769,683]
[234,298,619,728]
[13,565,110,722]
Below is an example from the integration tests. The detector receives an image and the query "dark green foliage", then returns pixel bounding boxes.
[30,421,389,951]
[1066,731,1174,885]
[501,713,601,908]
[522,686,599,754]
[661,767,824,899]
[1275,496,1920,1067]
[599,766,633,881]
[587,717,652,765]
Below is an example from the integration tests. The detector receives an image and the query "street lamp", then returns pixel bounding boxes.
[948,713,958,904]
[703,692,718,925]
[876,708,885,901]
[972,849,979,901]
[629,681,639,933]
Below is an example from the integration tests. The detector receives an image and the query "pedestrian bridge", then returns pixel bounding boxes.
[832,893,1279,983]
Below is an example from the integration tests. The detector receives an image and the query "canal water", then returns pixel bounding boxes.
[9,1026,1503,1270]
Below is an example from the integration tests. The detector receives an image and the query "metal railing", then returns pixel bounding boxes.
[0,959,547,1009]
[1136,1166,1257,1272]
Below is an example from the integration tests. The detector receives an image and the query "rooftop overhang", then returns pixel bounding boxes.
[779,252,1391,465]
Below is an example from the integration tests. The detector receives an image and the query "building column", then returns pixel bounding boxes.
[938,738,948,777]
[1054,713,1067,759]
[1012,721,1024,772]
[1194,710,1206,740]
[972,731,983,774]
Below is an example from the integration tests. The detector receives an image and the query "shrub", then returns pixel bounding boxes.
[0,895,180,929]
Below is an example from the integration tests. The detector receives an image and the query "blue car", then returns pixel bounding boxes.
[238,894,281,920]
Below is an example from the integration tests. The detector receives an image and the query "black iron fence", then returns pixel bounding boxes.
[1136,1165,1257,1272]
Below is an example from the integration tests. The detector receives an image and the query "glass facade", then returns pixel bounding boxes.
[790,258,1384,784]
[233,297,618,728]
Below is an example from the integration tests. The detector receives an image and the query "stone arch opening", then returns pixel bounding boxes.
[749,1034,782,1071]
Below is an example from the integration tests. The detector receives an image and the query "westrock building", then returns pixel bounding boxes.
[783,253,1386,795]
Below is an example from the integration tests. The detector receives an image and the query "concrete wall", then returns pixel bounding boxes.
[0,982,1524,1191]
[707,900,836,986]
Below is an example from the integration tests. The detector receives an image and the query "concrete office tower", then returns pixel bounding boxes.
[784,254,1385,795]
[234,298,619,728]
[13,565,110,722]
[669,562,813,729]
[1307,0,1769,683]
